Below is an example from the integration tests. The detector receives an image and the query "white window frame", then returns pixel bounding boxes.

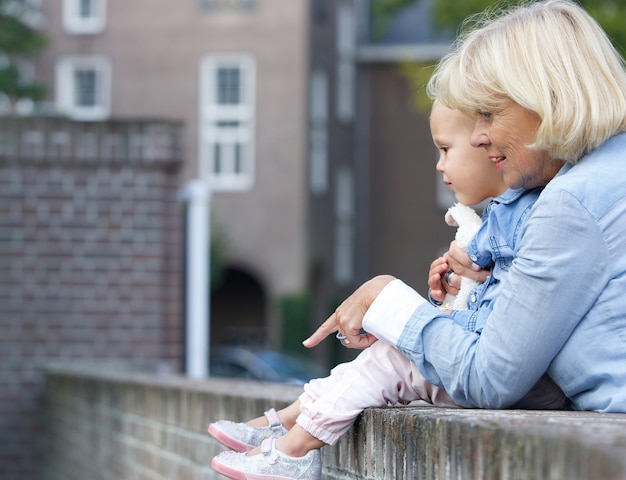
[55,56,111,121]
[199,54,256,191]
[63,0,107,34]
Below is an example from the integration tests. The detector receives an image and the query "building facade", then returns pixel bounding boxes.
[0,1,464,477]
[32,0,457,352]
[36,0,316,349]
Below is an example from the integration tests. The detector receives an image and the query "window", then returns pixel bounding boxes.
[56,56,111,121]
[200,55,255,190]
[199,0,256,11]
[336,3,355,123]
[309,69,328,194]
[334,167,354,285]
[63,0,106,34]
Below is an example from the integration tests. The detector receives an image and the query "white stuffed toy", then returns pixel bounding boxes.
[442,203,483,310]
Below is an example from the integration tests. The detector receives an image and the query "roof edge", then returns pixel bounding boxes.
[355,43,450,63]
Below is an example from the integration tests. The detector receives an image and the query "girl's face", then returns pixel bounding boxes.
[470,99,564,189]
[431,103,507,206]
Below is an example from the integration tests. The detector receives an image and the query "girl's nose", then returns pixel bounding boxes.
[435,156,444,172]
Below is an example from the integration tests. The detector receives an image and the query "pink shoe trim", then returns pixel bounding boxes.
[211,454,247,480]
[211,451,295,480]
[208,423,254,452]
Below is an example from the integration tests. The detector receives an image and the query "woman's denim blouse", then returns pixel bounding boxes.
[450,187,543,333]
[364,132,626,413]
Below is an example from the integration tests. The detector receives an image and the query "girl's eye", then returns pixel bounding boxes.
[440,146,449,153]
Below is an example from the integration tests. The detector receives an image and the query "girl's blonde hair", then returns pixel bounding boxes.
[427,0,626,163]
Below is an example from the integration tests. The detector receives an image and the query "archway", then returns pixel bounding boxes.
[210,267,267,347]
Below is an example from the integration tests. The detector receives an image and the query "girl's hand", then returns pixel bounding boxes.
[428,256,451,303]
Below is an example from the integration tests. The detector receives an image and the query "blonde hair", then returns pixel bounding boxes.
[427,0,626,163]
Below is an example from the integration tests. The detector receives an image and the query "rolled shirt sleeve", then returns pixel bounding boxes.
[362,279,426,345]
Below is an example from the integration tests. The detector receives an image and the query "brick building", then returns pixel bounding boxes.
[0,117,184,478]
[32,0,454,347]
[0,0,458,477]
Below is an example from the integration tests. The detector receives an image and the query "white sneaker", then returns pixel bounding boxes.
[208,408,288,452]
[211,437,322,480]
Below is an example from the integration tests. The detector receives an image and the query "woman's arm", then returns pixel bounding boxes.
[365,190,609,407]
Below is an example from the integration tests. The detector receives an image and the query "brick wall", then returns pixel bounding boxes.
[42,365,301,480]
[42,364,626,480]
[0,117,184,480]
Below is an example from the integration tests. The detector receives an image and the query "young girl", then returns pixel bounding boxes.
[208,103,566,480]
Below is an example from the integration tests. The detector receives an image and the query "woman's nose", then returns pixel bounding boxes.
[470,125,490,148]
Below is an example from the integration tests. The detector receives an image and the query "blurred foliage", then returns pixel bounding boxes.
[379,0,626,113]
[398,61,437,113]
[431,0,626,60]
[582,0,626,58]
[370,0,415,39]
[430,0,498,32]
[0,0,49,109]
[210,223,229,291]
[279,293,312,356]
[0,4,47,55]
[279,291,351,366]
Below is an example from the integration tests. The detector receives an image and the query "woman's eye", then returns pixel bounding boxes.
[478,111,492,120]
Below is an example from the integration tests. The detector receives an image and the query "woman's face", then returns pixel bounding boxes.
[470,99,564,189]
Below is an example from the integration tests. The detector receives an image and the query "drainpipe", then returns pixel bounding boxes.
[178,179,211,379]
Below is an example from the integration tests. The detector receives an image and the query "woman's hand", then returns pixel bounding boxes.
[303,275,395,349]
[444,240,490,283]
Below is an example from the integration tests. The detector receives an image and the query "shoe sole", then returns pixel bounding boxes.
[208,423,255,453]
[211,455,295,480]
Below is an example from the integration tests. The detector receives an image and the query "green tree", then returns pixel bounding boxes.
[370,0,416,39]
[430,0,626,59]
[582,0,626,58]
[0,0,48,112]
[389,0,626,112]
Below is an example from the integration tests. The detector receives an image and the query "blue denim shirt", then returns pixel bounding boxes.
[364,132,626,412]
[450,187,542,333]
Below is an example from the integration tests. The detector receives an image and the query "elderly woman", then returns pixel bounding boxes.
[308,0,626,412]
[209,2,626,478]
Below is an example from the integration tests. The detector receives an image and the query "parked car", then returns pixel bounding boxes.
[209,346,328,385]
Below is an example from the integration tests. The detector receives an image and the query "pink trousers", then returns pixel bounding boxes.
[296,341,458,445]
